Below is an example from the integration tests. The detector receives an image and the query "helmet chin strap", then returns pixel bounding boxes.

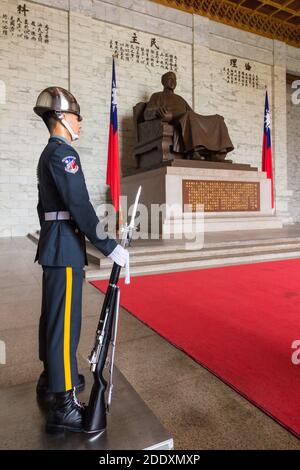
[56,112,79,142]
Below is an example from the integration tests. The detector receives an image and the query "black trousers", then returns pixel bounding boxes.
[39,266,83,393]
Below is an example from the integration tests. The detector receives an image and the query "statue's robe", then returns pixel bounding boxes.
[144,91,234,155]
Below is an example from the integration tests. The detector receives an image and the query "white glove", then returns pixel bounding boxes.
[108,244,128,268]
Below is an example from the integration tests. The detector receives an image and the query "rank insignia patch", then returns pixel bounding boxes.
[62,156,79,174]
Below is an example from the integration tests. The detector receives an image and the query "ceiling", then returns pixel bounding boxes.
[151,0,300,47]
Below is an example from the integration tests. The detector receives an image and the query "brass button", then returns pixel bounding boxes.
[75,228,79,234]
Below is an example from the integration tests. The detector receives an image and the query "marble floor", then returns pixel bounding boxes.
[1,234,300,449]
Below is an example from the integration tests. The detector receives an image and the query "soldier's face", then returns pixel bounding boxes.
[64,112,82,136]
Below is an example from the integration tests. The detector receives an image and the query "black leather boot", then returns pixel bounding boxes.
[46,388,85,433]
[36,370,85,408]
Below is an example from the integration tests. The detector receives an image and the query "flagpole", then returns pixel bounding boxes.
[106,54,122,239]
[112,54,122,238]
[117,204,123,240]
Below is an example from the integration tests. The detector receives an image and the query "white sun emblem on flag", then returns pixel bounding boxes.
[265,109,271,130]
[112,83,117,110]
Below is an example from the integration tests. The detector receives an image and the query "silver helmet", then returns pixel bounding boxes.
[34,86,82,121]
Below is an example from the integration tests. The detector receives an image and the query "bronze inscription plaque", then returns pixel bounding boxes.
[182,179,260,212]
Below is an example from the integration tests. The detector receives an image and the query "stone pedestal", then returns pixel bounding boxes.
[121,162,283,236]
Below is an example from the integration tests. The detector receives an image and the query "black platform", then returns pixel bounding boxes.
[0,367,173,450]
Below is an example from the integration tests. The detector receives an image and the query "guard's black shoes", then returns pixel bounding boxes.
[36,371,85,408]
[46,388,85,433]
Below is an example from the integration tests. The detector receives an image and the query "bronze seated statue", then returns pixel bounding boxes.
[133,72,234,170]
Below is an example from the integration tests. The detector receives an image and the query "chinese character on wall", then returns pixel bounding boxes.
[222,58,259,89]
[109,32,178,72]
[1,3,50,44]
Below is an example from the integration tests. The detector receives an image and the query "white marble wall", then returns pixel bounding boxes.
[287,81,300,222]
[1,0,300,235]
[0,0,69,236]
[195,48,273,169]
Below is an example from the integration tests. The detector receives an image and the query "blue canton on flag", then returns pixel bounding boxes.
[110,59,118,134]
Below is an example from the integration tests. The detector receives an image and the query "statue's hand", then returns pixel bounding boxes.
[157,106,173,122]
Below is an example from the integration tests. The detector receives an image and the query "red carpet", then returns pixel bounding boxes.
[91,258,300,437]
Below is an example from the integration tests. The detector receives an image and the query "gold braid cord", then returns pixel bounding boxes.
[151,0,300,47]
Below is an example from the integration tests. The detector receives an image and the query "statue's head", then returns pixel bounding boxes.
[161,72,177,91]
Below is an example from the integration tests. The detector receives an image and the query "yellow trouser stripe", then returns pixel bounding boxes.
[64,267,72,391]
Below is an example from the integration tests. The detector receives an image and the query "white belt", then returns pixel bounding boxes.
[44,211,70,221]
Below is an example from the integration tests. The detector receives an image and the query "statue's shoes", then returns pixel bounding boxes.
[192,150,205,160]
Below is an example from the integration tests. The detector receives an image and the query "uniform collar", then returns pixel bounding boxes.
[49,135,72,146]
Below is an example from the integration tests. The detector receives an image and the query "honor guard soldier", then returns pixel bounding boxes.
[34,86,128,433]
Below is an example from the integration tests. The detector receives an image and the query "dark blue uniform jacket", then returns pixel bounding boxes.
[35,136,117,268]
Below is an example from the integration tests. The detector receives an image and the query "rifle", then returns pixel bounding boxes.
[84,186,141,434]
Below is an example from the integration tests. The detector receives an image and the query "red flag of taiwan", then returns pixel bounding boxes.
[262,91,274,208]
[106,58,120,212]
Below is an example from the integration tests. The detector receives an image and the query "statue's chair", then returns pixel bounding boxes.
[133,102,184,170]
